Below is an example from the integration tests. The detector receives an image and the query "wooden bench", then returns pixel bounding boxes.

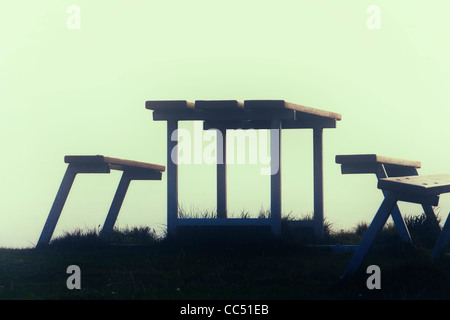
[341,174,450,278]
[335,154,440,244]
[36,155,165,247]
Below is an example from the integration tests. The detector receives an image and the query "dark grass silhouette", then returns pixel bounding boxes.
[1,210,449,299]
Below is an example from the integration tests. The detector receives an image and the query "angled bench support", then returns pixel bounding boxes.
[431,215,450,260]
[342,192,398,278]
[37,163,110,246]
[100,172,132,238]
[341,174,450,278]
[37,156,164,247]
[374,166,413,244]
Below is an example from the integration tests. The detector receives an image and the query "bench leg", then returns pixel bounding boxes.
[37,165,77,247]
[341,193,398,278]
[431,212,450,260]
[376,168,413,244]
[100,172,132,238]
[389,201,412,244]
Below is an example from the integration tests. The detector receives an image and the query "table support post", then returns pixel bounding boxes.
[313,128,324,241]
[37,165,77,247]
[167,120,179,237]
[216,127,227,218]
[270,120,282,236]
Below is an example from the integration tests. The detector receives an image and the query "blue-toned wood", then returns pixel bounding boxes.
[270,120,282,236]
[431,213,450,260]
[100,172,132,238]
[167,120,179,237]
[341,193,398,278]
[216,126,227,219]
[313,128,324,241]
[38,156,164,246]
[37,165,78,247]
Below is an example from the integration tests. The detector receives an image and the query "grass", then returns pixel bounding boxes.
[0,211,450,300]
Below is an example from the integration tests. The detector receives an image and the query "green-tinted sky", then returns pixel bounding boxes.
[1,0,449,247]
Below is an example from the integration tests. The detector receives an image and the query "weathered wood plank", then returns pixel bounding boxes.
[152,109,295,121]
[203,117,336,130]
[65,155,165,172]
[286,101,342,120]
[393,192,440,206]
[195,100,244,111]
[103,157,165,172]
[145,100,195,111]
[340,163,381,174]
[378,174,450,196]
[335,154,421,168]
[244,100,342,120]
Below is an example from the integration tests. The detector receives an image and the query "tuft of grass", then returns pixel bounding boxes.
[49,226,161,248]
[404,211,442,249]
[178,205,216,219]
[50,227,105,248]
[106,226,161,245]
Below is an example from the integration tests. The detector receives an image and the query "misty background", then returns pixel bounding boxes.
[0,0,449,248]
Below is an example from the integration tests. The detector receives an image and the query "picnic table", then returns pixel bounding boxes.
[146,100,342,240]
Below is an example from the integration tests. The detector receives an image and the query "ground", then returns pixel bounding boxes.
[1,226,450,300]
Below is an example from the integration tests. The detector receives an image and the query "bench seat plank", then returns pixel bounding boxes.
[64,155,165,172]
[378,174,450,196]
[335,154,421,168]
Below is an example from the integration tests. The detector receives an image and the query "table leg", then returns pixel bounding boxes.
[167,120,179,237]
[270,120,281,236]
[216,127,227,218]
[341,192,398,278]
[313,128,324,241]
